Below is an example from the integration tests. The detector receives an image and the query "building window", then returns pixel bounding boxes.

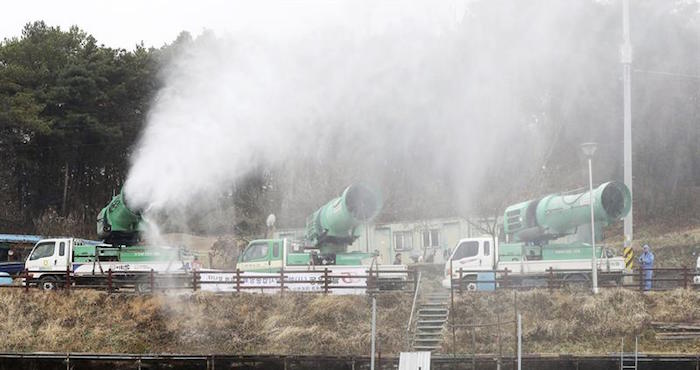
[394,232,413,251]
[422,229,440,248]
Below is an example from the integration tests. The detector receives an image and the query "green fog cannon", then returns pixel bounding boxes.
[96,188,144,245]
[304,184,382,254]
[504,181,631,243]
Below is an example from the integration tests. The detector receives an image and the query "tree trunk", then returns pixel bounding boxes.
[62,162,69,215]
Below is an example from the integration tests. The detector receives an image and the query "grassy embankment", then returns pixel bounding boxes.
[0,291,408,354]
[605,225,700,267]
[447,288,700,355]
[0,287,698,355]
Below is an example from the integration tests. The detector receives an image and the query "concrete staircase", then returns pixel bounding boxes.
[412,290,450,352]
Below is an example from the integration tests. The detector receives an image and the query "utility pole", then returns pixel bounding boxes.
[517,313,522,370]
[621,0,633,246]
[371,296,376,370]
[582,142,599,294]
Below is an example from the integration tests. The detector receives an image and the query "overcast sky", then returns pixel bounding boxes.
[1,0,464,49]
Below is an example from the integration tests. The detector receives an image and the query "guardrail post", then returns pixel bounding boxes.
[458,268,463,293]
[503,268,509,289]
[323,268,329,294]
[683,267,689,289]
[638,267,644,292]
[547,267,554,292]
[412,269,418,293]
[65,266,71,293]
[150,269,155,293]
[279,269,285,296]
[235,268,241,293]
[107,269,113,294]
[192,270,198,292]
[23,269,29,293]
[367,266,376,293]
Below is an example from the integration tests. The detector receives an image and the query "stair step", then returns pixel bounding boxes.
[414,337,442,341]
[418,309,448,313]
[413,346,440,351]
[418,313,448,317]
[418,321,446,325]
[415,328,444,333]
[416,322,445,330]
[415,333,443,339]
[416,327,444,332]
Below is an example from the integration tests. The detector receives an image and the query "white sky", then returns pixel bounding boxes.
[1,0,464,49]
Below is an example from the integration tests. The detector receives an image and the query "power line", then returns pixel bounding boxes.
[633,69,700,81]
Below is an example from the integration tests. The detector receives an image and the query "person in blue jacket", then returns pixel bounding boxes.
[638,244,654,291]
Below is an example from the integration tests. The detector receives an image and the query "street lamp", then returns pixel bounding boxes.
[581,142,599,294]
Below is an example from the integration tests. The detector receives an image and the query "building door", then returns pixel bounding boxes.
[374,227,391,264]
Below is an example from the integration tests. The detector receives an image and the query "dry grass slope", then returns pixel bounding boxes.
[446,288,700,355]
[0,290,410,355]
[0,288,698,355]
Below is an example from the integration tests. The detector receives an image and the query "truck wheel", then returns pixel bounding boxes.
[564,274,589,289]
[40,276,58,291]
[135,281,152,293]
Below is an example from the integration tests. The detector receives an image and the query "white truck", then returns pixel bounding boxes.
[24,238,193,290]
[199,238,409,294]
[442,236,627,290]
[443,181,632,290]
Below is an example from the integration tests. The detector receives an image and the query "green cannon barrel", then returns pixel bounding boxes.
[96,189,143,245]
[504,181,631,243]
[305,184,381,252]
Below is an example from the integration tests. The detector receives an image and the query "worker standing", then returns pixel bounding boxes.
[638,244,654,291]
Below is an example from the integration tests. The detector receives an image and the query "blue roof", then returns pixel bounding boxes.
[0,234,43,244]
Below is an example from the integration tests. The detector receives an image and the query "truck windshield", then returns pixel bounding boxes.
[242,242,268,261]
[30,242,55,260]
[453,241,479,260]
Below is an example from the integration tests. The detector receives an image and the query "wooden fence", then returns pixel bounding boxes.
[7,268,417,295]
[451,267,699,293]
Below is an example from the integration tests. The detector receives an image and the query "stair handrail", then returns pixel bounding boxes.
[406,270,422,332]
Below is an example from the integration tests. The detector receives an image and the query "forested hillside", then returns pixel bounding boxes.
[0,0,698,238]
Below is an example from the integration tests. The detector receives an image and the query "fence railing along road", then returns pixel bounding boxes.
[8,267,417,295]
[451,267,699,293]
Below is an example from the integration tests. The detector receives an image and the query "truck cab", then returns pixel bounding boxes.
[236,238,376,272]
[25,238,90,290]
[445,237,495,272]
[442,237,495,288]
[25,239,73,274]
[236,239,284,272]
